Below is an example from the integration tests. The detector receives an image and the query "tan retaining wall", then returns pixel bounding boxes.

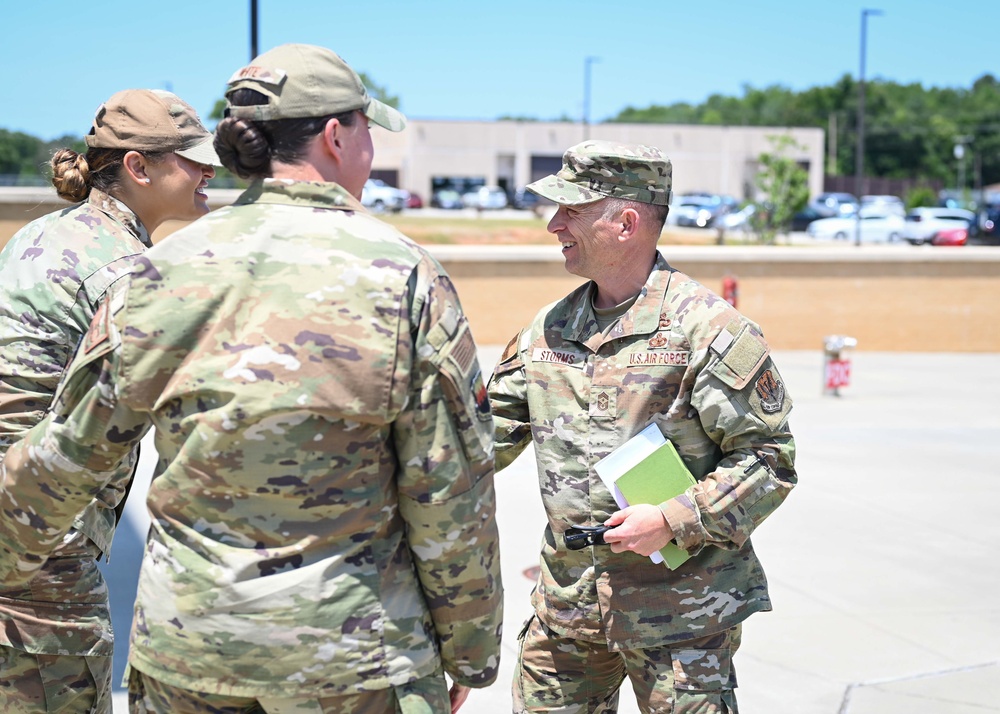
[429,246,1000,352]
[4,189,998,352]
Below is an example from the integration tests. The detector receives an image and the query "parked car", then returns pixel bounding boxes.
[968,203,1000,245]
[931,227,968,246]
[672,194,735,228]
[430,189,464,209]
[860,194,905,217]
[512,188,551,211]
[361,179,408,213]
[902,207,976,245]
[462,186,508,210]
[791,206,825,231]
[406,192,424,209]
[806,213,905,242]
[714,204,756,233]
[809,192,859,218]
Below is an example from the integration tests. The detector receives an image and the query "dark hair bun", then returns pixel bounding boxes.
[50,149,91,202]
[214,116,272,180]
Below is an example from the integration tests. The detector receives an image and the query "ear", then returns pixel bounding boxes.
[121,151,150,187]
[320,116,345,166]
[618,207,641,242]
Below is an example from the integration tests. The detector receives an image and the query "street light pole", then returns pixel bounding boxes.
[250,0,259,61]
[953,135,973,206]
[583,56,600,140]
[855,8,883,247]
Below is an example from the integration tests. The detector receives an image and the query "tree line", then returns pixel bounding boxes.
[0,131,85,184]
[4,73,999,190]
[608,73,1000,190]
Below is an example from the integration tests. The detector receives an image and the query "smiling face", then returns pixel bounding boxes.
[144,153,216,223]
[546,199,624,282]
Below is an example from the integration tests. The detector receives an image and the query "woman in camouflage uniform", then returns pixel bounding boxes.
[0,89,218,713]
[0,45,502,714]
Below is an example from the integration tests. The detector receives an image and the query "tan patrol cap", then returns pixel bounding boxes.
[527,140,672,206]
[225,43,406,132]
[85,89,219,166]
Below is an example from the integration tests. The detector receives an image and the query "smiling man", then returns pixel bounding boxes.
[488,140,798,713]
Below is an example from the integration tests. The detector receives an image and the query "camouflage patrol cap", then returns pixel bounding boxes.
[527,140,672,206]
[85,89,219,166]
[225,43,406,132]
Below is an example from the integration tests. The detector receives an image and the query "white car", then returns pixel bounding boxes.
[806,214,905,242]
[462,186,508,210]
[714,204,756,232]
[361,179,409,213]
[902,207,975,245]
[860,194,905,217]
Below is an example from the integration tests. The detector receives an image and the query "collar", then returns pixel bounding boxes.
[562,252,675,348]
[235,178,366,212]
[88,189,152,247]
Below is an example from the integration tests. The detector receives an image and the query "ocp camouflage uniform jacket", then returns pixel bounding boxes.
[489,252,796,649]
[0,188,150,657]
[0,180,503,697]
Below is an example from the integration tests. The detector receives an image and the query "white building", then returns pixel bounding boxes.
[369,119,824,203]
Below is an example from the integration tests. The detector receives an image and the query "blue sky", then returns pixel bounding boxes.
[4,0,998,140]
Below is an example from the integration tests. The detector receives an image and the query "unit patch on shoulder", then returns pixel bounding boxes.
[470,366,491,419]
[754,369,785,414]
[82,300,110,354]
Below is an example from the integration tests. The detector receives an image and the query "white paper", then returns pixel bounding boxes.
[592,422,667,564]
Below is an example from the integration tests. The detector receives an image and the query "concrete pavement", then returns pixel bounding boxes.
[108,348,1000,713]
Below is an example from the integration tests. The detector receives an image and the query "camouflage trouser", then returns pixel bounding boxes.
[127,665,452,714]
[0,645,112,713]
[513,614,739,713]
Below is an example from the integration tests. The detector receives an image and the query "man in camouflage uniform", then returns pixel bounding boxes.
[0,90,217,713]
[488,141,797,713]
[0,44,502,713]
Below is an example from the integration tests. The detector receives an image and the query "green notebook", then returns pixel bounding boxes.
[594,423,697,570]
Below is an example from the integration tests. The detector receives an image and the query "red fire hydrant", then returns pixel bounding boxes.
[722,273,738,308]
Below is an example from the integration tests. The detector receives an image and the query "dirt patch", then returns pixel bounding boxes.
[381,214,720,246]
[3,210,723,250]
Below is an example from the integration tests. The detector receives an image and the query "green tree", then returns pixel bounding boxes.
[606,72,1000,188]
[0,131,85,184]
[751,135,810,245]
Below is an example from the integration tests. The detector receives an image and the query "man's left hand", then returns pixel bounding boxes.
[449,682,471,713]
[603,504,674,556]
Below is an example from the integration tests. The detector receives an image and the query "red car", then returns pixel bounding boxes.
[406,192,424,209]
[931,227,968,246]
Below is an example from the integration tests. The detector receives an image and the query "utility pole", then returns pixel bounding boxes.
[250,0,259,61]
[954,135,973,207]
[855,8,883,247]
[583,56,600,140]
[828,112,838,176]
